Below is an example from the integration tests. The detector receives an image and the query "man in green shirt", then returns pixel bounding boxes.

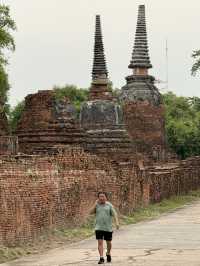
[90,192,119,264]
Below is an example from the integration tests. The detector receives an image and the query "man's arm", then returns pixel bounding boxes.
[110,204,120,229]
[88,200,98,215]
[113,210,120,229]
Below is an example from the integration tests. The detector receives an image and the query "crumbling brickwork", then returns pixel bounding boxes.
[16,90,85,154]
[149,157,200,202]
[123,101,166,160]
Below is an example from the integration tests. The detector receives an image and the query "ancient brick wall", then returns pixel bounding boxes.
[0,148,141,246]
[148,157,200,202]
[0,148,200,246]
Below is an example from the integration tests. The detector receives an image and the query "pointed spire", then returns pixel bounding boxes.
[129,5,152,70]
[92,15,108,83]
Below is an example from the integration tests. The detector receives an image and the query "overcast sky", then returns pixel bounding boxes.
[4,0,200,106]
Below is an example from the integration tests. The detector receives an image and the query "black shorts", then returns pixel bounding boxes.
[95,230,113,241]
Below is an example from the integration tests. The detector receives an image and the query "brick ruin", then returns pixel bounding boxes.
[16,90,85,154]
[0,6,200,246]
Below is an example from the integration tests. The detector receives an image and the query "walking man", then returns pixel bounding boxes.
[90,192,119,264]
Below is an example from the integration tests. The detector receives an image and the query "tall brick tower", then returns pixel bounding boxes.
[121,5,166,160]
[80,15,132,160]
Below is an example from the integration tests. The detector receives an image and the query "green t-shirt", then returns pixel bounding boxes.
[95,202,116,232]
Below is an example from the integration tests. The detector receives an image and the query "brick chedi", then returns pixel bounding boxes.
[121,5,166,160]
[16,90,85,154]
[80,15,132,161]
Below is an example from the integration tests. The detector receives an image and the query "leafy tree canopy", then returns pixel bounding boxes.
[191,50,200,76]
[53,85,89,113]
[9,100,25,132]
[0,5,16,58]
[0,4,16,114]
[163,92,200,159]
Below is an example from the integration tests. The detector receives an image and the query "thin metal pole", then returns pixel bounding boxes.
[166,39,169,90]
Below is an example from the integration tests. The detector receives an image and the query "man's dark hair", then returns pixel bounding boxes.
[98,191,107,198]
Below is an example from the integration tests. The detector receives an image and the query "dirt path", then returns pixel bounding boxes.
[2,201,200,266]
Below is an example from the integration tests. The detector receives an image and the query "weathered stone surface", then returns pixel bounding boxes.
[121,75,162,105]
[80,100,133,161]
[80,100,123,128]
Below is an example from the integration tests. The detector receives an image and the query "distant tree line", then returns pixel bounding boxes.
[163,92,200,159]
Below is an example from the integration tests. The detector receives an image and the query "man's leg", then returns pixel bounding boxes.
[98,239,104,257]
[95,231,105,264]
[106,240,112,255]
[105,232,113,262]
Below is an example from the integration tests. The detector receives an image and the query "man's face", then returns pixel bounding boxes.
[98,193,107,204]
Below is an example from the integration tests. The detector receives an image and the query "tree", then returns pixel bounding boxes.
[0,65,10,106]
[163,92,200,159]
[0,5,16,61]
[9,101,25,132]
[191,50,200,76]
[188,97,200,112]
[53,85,89,113]
[0,4,16,112]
